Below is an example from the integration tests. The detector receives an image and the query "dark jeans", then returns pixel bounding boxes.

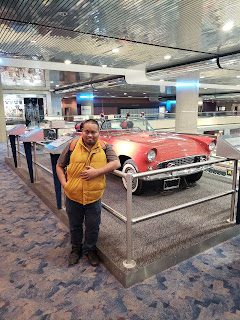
[66,196,102,254]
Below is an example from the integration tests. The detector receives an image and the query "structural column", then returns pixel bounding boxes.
[0,74,6,143]
[175,72,200,133]
[175,0,201,134]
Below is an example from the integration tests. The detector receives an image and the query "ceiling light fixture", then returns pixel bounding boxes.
[112,48,119,53]
[222,21,234,31]
[56,84,59,87]
[160,79,164,82]
[143,92,146,94]
[31,40,36,43]
[164,55,171,60]
[236,76,240,78]
[101,64,107,67]
[64,60,72,64]
[124,93,127,95]
[0,58,2,63]
[200,76,205,78]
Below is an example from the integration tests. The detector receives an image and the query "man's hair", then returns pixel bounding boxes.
[83,119,99,130]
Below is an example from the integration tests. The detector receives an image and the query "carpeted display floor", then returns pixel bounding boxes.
[1,142,240,319]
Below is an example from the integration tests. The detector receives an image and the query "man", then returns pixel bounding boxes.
[56,119,120,267]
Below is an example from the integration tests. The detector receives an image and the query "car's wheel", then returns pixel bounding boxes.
[122,159,143,195]
[185,171,203,183]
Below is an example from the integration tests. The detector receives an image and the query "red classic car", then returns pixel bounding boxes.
[76,117,216,194]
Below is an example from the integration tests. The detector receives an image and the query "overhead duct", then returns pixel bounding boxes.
[217,54,240,71]
[55,51,240,93]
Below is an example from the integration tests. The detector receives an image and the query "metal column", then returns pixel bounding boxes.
[123,173,136,269]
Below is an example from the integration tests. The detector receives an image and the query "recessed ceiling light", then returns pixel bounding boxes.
[222,21,234,31]
[112,48,119,53]
[236,76,240,78]
[160,79,164,82]
[101,64,107,67]
[64,60,72,64]
[124,93,127,95]
[164,55,171,60]
[143,92,146,94]
[31,40,36,43]
[50,81,54,83]
[200,76,205,78]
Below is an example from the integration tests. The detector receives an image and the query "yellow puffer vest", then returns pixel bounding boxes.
[64,137,107,205]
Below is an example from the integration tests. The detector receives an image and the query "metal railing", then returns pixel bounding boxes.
[103,158,238,268]
[6,135,238,269]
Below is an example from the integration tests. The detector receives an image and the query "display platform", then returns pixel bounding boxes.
[5,149,240,287]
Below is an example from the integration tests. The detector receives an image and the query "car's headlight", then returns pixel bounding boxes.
[147,149,156,161]
[209,141,216,151]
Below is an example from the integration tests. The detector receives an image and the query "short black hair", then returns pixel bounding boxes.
[83,119,99,130]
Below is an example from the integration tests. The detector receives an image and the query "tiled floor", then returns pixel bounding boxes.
[1,142,240,320]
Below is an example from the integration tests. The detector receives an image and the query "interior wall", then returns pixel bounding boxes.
[94,106,118,115]
[62,97,77,116]
[203,101,216,112]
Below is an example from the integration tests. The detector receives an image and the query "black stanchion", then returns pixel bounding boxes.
[236,179,240,224]
[50,153,62,210]
[9,135,17,167]
[23,142,34,183]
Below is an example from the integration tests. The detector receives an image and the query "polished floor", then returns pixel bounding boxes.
[1,142,240,320]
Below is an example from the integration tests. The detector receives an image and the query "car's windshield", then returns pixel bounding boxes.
[99,117,154,132]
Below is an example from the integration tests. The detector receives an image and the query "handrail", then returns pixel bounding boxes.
[132,190,234,224]
[132,157,228,179]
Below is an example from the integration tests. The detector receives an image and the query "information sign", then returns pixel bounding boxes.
[45,134,77,154]
[20,127,44,142]
[7,124,25,136]
[216,134,240,159]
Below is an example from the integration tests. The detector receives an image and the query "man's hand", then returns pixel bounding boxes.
[81,166,99,180]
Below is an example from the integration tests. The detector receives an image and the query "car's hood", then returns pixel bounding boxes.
[117,132,203,154]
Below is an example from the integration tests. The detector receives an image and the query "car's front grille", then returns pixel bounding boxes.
[157,155,207,169]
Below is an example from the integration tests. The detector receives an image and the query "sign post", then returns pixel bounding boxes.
[20,127,44,183]
[45,134,77,209]
[7,124,25,167]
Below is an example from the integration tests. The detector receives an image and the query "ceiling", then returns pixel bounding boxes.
[1,0,240,102]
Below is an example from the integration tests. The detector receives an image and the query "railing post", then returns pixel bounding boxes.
[33,142,39,183]
[17,135,21,167]
[229,159,238,222]
[6,132,10,158]
[123,173,136,269]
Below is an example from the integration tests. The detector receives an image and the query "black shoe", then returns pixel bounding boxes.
[86,250,100,267]
[69,246,82,265]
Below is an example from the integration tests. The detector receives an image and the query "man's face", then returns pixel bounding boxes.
[82,122,100,147]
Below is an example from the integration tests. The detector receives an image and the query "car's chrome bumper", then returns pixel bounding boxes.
[141,164,212,181]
